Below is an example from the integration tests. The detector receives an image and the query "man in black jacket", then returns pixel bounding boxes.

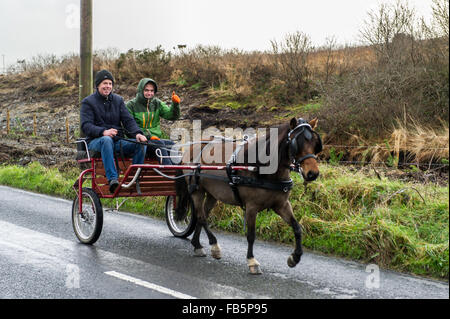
[80,70,147,193]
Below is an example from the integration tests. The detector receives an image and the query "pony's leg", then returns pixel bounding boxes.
[203,193,221,259]
[274,201,303,267]
[190,192,207,257]
[245,208,262,275]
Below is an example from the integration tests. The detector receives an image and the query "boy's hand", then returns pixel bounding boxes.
[172,91,180,104]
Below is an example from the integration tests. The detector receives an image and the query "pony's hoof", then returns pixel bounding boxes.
[194,248,207,257]
[287,255,297,268]
[247,258,262,275]
[249,265,262,275]
[211,244,222,259]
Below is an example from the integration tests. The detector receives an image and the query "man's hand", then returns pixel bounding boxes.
[103,128,118,137]
[136,133,147,142]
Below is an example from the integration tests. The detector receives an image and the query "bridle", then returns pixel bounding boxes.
[286,119,323,170]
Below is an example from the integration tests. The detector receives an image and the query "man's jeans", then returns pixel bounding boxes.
[147,139,175,165]
[88,136,147,182]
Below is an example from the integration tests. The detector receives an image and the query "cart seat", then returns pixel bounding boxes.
[75,138,103,161]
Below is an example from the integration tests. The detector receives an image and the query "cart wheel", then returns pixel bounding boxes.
[165,195,196,238]
[72,187,103,244]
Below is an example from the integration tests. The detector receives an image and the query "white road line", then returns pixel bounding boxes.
[104,271,196,299]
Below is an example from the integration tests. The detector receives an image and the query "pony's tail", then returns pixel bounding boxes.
[174,170,189,221]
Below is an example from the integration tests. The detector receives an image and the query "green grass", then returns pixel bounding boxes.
[301,102,322,112]
[190,82,203,90]
[208,97,246,111]
[0,162,77,198]
[0,161,448,279]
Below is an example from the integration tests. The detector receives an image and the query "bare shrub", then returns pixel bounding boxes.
[270,31,314,100]
[429,0,449,37]
[10,53,79,91]
[222,51,277,100]
[174,45,226,87]
[311,36,339,85]
[93,48,120,75]
[360,0,417,66]
[173,48,278,103]
[114,46,172,84]
[319,0,449,142]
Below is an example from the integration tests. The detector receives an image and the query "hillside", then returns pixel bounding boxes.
[0,29,448,183]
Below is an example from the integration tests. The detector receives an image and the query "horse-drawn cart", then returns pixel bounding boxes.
[71,118,322,274]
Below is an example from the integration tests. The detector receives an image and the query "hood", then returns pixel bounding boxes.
[136,78,158,104]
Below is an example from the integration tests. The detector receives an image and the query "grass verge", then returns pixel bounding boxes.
[0,161,448,280]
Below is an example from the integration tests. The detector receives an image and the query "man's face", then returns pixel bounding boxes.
[143,83,155,99]
[98,79,113,96]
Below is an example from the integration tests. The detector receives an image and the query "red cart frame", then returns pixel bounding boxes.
[71,153,255,244]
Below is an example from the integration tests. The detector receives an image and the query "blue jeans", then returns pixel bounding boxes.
[147,139,175,165]
[88,136,147,181]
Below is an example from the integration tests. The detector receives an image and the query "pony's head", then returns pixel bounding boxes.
[287,117,322,182]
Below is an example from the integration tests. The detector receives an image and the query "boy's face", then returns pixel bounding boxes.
[143,83,155,99]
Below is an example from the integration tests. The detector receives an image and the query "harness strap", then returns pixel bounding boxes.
[197,170,294,193]
[228,175,294,192]
[188,164,202,194]
[226,164,245,208]
[296,153,317,164]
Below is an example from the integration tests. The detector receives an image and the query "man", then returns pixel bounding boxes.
[126,78,180,165]
[81,70,147,193]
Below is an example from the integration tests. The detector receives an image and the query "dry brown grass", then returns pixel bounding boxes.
[344,120,449,166]
[34,69,67,91]
[308,45,375,76]
[390,120,449,164]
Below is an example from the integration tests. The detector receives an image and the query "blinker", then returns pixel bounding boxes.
[303,129,312,141]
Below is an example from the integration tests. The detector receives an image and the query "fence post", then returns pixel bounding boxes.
[33,114,37,136]
[6,109,9,134]
[66,117,69,143]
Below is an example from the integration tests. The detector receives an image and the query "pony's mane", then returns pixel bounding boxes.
[238,122,290,168]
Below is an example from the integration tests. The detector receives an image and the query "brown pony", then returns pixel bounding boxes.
[175,117,322,274]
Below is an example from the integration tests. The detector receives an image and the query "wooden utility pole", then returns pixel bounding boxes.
[79,0,93,137]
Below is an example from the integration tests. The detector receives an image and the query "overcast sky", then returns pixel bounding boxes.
[0,0,435,70]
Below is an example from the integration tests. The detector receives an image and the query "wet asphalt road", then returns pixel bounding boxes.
[0,185,448,300]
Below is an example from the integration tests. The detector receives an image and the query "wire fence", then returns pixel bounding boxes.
[318,159,448,168]
[324,144,450,151]
[1,110,73,143]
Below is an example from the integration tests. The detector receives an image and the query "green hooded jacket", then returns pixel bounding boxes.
[126,78,180,138]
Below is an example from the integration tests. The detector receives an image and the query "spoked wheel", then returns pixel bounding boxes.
[165,195,196,238]
[72,188,103,244]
